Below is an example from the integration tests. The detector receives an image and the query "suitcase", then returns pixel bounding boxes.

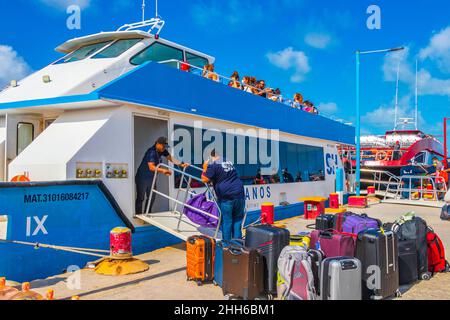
[308,249,324,296]
[320,257,362,300]
[222,243,266,300]
[309,230,356,258]
[214,239,244,287]
[214,241,224,287]
[315,214,335,231]
[398,239,418,285]
[342,213,381,235]
[245,225,290,295]
[186,235,215,284]
[334,211,354,232]
[356,229,400,300]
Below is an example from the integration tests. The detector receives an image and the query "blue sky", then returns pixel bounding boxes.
[0,0,449,137]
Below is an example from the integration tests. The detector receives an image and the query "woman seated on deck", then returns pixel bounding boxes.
[242,76,253,93]
[202,64,219,82]
[228,71,242,89]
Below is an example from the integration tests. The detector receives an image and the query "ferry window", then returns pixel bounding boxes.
[130,42,183,66]
[55,41,113,64]
[186,52,208,69]
[172,125,325,188]
[92,38,143,59]
[17,122,34,154]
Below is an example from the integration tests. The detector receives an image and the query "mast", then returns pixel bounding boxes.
[415,59,418,130]
[394,61,400,130]
[142,0,145,22]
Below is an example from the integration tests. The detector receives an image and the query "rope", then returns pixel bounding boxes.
[0,239,109,258]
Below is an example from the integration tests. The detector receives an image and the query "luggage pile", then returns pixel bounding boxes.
[185,211,449,300]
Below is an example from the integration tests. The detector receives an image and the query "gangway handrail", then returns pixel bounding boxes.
[385,174,448,201]
[144,163,223,239]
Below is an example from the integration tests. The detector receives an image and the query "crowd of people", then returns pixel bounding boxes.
[201,64,319,114]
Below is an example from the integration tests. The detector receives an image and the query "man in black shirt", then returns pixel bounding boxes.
[135,137,189,215]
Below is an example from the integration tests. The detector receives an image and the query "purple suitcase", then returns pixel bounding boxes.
[309,230,356,258]
[342,214,380,235]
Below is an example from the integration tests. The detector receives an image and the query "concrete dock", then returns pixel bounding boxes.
[24,203,450,300]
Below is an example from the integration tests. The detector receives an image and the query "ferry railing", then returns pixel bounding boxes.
[360,168,401,193]
[145,163,223,239]
[385,175,448,201]
[158,59,317,112]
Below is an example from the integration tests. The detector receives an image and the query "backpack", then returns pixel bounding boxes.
[426,227,449,274]
[277,246,316,300]
[441,204,450,221]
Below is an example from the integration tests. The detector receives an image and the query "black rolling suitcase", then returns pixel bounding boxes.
[245,225,290,296]
[315,214,335,231]
[356,228,400,300]
[398,239,418,285]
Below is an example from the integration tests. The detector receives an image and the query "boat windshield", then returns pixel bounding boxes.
[54,40,113,64]
[92,38,143,59]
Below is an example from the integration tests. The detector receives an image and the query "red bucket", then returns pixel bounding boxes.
[261,203,275,225]
[367,186,376,195]
[329,193,339,209]
[110,227,132,258]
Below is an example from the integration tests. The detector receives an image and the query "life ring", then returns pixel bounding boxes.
[11,175,30,182]
[375,151,388,161]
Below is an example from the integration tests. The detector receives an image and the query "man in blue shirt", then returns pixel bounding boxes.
[201,149,246,241]
[135,137,188,215]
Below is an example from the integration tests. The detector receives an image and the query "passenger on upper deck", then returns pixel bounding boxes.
[269,88,282,102]
[254,80,272,98]
[242,76,253,93]
[202,64,219,82]
[228,71,242,89]
[293,93,304,109]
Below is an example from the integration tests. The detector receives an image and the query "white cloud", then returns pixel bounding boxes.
[362,95,426,132]
[266,47,310,83]
[0,45,32,88]
[304,32,332,49]
[383,45,450,98]
[419,26,450,73]
[318,102,338,114]
[38,0,91,9]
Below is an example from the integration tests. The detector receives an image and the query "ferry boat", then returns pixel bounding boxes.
[0,17,354,282]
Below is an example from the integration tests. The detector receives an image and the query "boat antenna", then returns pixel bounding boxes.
[142,0,145,22]
[155,0,159,18]
[394,61,400,130]
[415,59,419,130]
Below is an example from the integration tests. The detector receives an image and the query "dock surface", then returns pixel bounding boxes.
[26,203,450,300]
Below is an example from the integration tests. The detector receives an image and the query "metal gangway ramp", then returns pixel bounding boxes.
[135,163,224,241]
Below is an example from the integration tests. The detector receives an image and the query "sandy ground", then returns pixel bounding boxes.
[22,202,450,300]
